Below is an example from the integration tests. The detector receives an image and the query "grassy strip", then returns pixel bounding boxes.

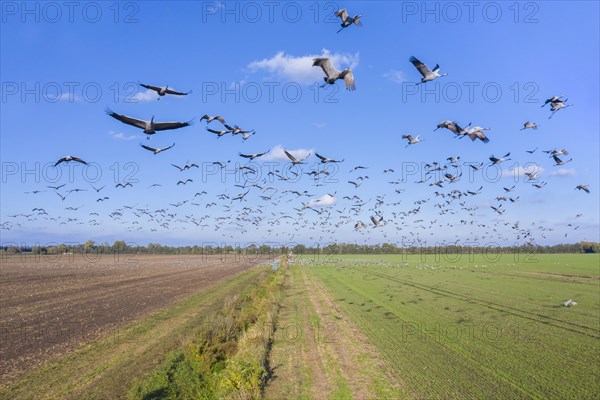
[128,266,285,400]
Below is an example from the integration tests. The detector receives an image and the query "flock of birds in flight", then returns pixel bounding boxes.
[3,8,592,245]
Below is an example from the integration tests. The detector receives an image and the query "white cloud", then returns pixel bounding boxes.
[229,80,247,89]
[109,130,138,141]
[261,145,313,161]
[58,92,82,102]
[550,168,576,177]
[383,70,405,84]
[132,89,158,102]
[247,49,359,84]
[308,194,336,208]
[205,1,224,12]
[502,165,544,178]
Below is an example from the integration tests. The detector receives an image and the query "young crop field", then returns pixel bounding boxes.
[1,253,598,399]
[265,254,600,399]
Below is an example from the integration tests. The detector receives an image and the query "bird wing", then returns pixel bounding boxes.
[207,128,225,135]
[313,58,339,79]
[239,153,252,158]
[54,157,67,166]
[71,157,87,164]
[256,150,269,157]
[409,56,431,78]
[315,153,327,162]
[164,88,190,96]
[477,132,490,143]
[370,215,379,226]
[106,108,146,129]
[552,155,562,164]
[402,134,414,140]
[335,8,348,21]
[154,120,193,131]
[163,143,175,151]
[284,150,298,163]
[138,83,162,92]
[140,144,157,152]
[343,69,356,90]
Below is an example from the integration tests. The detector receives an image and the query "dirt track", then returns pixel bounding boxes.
[0,253,263,383]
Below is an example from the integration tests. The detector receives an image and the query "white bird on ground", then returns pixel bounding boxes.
[562,299,577,306]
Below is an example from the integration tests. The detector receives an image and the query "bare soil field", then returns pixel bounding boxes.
[0,253,263,383]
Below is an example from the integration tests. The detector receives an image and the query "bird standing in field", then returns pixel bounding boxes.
[409,56,448,84]
[138,82,191,100]
[313,58,356,90]
[335,9,362,33]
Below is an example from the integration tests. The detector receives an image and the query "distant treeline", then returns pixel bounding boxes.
[1,240,599,255]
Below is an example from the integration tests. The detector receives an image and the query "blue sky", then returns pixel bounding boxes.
[1,1,599,247]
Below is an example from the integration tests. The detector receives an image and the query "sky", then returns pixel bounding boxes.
[1,1,599,247]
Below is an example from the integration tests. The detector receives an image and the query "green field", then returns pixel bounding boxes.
[3,254,598,399]
[267,254,599,399]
